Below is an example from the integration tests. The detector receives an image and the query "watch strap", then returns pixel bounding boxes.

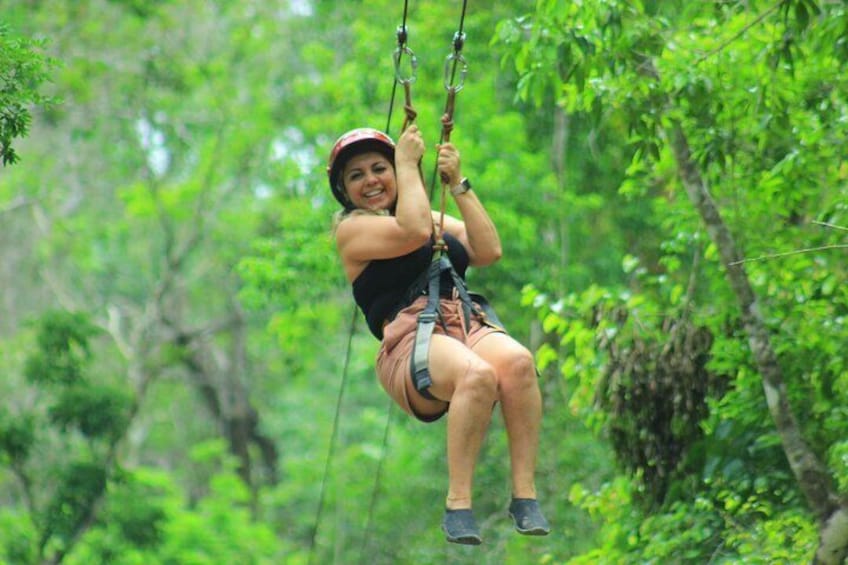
[450,177,472,196]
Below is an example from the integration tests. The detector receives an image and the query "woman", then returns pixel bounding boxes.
[328,124,549,545]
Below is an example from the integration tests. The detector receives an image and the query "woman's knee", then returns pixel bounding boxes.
[501,347,538,389]
[459,359,499,401]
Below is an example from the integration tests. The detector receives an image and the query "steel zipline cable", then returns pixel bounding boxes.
[385,0,412,133]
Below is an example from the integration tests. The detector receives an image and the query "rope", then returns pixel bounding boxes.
[358,397,394,560]
[310,3,411,563]
[308,304,358,565]
[431,0,469,248]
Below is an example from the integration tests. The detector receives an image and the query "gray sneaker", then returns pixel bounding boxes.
[442,508,482,545]
[508,498,550,536]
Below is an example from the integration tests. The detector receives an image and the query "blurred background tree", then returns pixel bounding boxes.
[501,0,848,562]
[0,21,54,166]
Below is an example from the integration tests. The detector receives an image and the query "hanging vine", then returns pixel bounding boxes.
[594,306,727,506]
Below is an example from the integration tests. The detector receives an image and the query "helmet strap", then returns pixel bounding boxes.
[336,181,355,210]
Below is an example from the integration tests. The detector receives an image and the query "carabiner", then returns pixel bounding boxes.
[443,51,467,93]
[393,44,418,85]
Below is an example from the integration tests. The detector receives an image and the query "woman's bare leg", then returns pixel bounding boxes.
[407,333,498,509]
[472,333,542,499]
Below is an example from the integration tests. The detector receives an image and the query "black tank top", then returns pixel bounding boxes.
[352,232,469,339]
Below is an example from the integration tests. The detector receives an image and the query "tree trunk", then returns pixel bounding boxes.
[552,106,570,298]
[176,321,279,490]
[667,120,848,564]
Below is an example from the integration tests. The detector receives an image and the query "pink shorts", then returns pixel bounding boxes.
[375,294,504,422]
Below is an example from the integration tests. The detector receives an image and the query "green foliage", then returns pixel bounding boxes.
[3,311,130,561]
[831,440,848,494]
[237,198,342,308]
[23,311,100,387]
[0,411,35,464]
[0,22,55,165]
[507,1,848,561]
[0,508,37,565]
[22,311,132,453]
[567,453,817,563]
[149,442,286,564]
[42,460,108,547]
[105,474,166,548]
[48,384,132,441]
[64,461,295,565]
[528,283,727,506]
[105,0,171,19]
[6,0,848,562]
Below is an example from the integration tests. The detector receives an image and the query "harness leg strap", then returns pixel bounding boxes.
[411,313,438,400]
[410,258,443,401]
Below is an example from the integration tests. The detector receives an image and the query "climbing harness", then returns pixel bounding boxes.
[408,254,504,400]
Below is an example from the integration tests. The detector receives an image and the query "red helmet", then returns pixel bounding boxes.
[327,128,395,208]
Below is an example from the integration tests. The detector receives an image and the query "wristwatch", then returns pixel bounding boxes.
[450,177,472,196]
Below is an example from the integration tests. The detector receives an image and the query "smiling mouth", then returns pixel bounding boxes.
[363,189,384,198]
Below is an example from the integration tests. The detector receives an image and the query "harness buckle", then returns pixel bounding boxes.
[417,311,437,324]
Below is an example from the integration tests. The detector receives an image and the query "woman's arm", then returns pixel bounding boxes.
[436,143,502,267]
[335,126,433,280]
[393,125,433,239]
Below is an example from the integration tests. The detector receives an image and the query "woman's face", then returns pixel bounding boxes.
[342,151,396,211]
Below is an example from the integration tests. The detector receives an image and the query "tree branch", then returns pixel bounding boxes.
[814,220,848,233]
[729,244,848,265]
[0,196,33,215]
[694,1,783,66]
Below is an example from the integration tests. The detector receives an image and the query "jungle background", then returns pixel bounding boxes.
[1,0,847,563]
